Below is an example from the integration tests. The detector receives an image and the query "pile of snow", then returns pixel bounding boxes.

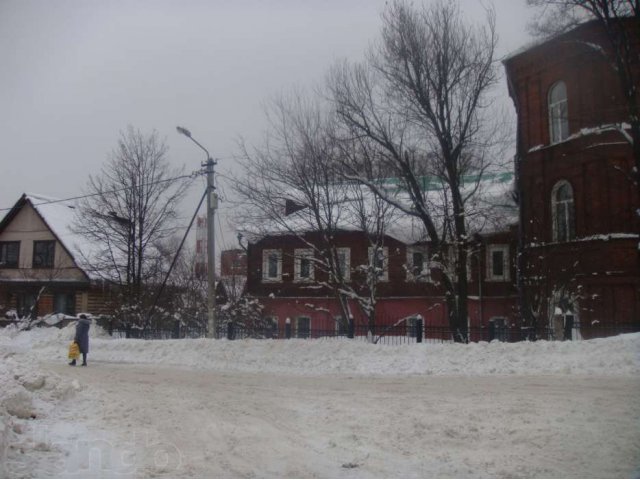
[2,324,639,377]
[0,332,83,477]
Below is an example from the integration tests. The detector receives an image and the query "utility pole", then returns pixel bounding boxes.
[205,156,218,338]
[177,126,218,338]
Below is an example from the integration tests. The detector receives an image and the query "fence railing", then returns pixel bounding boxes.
[106,320,640,344]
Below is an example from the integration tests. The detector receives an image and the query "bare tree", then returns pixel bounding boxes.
[234,93,396,337]
[328,1,505,341]
[74,126,191,326]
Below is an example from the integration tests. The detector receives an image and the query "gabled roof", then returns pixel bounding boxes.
[0,193,99,280]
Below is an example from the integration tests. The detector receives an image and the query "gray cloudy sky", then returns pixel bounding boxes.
[0,0,533,253]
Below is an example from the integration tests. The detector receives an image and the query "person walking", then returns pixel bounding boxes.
[69,314,91,366]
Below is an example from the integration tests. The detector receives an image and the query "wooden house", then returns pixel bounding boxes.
[0,193,113,319]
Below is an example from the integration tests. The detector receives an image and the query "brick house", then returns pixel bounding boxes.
[0,193,113,319]
[244,174,519,340]
[217,249,248,305]
[504,19,640,336]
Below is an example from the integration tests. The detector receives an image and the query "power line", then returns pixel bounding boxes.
[0,172,203,213]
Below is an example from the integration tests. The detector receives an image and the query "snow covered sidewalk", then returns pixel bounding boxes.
[5,324,640,377]
[1,326,639,478]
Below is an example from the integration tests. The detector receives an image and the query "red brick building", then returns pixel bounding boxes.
[220,249,247,277]
[504,19,640,337]
[246,228,518,340]
[245,174,520,341]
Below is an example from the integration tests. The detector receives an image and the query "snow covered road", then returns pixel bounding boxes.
[37,362,640,478]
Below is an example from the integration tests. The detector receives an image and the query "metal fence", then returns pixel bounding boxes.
[106,320,639,344]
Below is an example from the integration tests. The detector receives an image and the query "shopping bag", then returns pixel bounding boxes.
[68,341,80,360]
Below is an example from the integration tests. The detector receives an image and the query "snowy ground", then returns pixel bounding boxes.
[1,325,639,478]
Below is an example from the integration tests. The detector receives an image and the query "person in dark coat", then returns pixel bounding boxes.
[69,314,91,366]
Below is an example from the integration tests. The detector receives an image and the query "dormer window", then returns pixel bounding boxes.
[549,81,569,143]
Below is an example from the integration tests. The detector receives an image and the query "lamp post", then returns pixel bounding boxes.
[177,126,217,338]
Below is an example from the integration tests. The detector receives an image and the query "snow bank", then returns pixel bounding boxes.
[2,325,639,377]
[89,334,640,376]
[0,325,87,477]
[0,326,638,477]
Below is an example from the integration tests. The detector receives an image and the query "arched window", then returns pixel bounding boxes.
[548,81,569,143]
[551,181,575,242]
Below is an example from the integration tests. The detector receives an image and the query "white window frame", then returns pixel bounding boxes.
[368,246,389,282]
[262,249,282,282]
[549,81,569,144]
[551,180,575,242]
[295,316,311,338]
[336,247,351,282]
[406,246,430,282]
[486,244,510,282]
[294,248,314,282]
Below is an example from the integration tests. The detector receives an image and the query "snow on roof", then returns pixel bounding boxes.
[242,172,517,245]
[502,18,600,64]
[24,193,101,279]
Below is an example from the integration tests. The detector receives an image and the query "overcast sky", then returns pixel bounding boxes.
[0,0,534,253]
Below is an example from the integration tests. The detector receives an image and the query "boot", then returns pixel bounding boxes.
[69,359,76,366]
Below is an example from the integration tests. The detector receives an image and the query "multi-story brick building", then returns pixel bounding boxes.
[504,19,640,337]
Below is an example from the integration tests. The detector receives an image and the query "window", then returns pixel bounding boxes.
[368,246,389,282]
[552,181,575,242]
[486,245,510,282]
[263,316,279,338]
[262,249,282,282]
[54,293,76,315]
[296,316,311,338]
[488,317,508,342]
[335,316,349,335]
[406,246,429,281]
[335,248,351,281]
[406,316,421,338]
[551,294,581,341]
[17,292,37,319]
[0,241,19,268]
[294,249,314,282]
[32,240,55,268]
[549,81,569,143]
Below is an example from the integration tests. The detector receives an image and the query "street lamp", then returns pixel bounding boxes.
[177,125,218,338]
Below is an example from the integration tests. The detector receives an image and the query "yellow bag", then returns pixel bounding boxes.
[68,341,80,360]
